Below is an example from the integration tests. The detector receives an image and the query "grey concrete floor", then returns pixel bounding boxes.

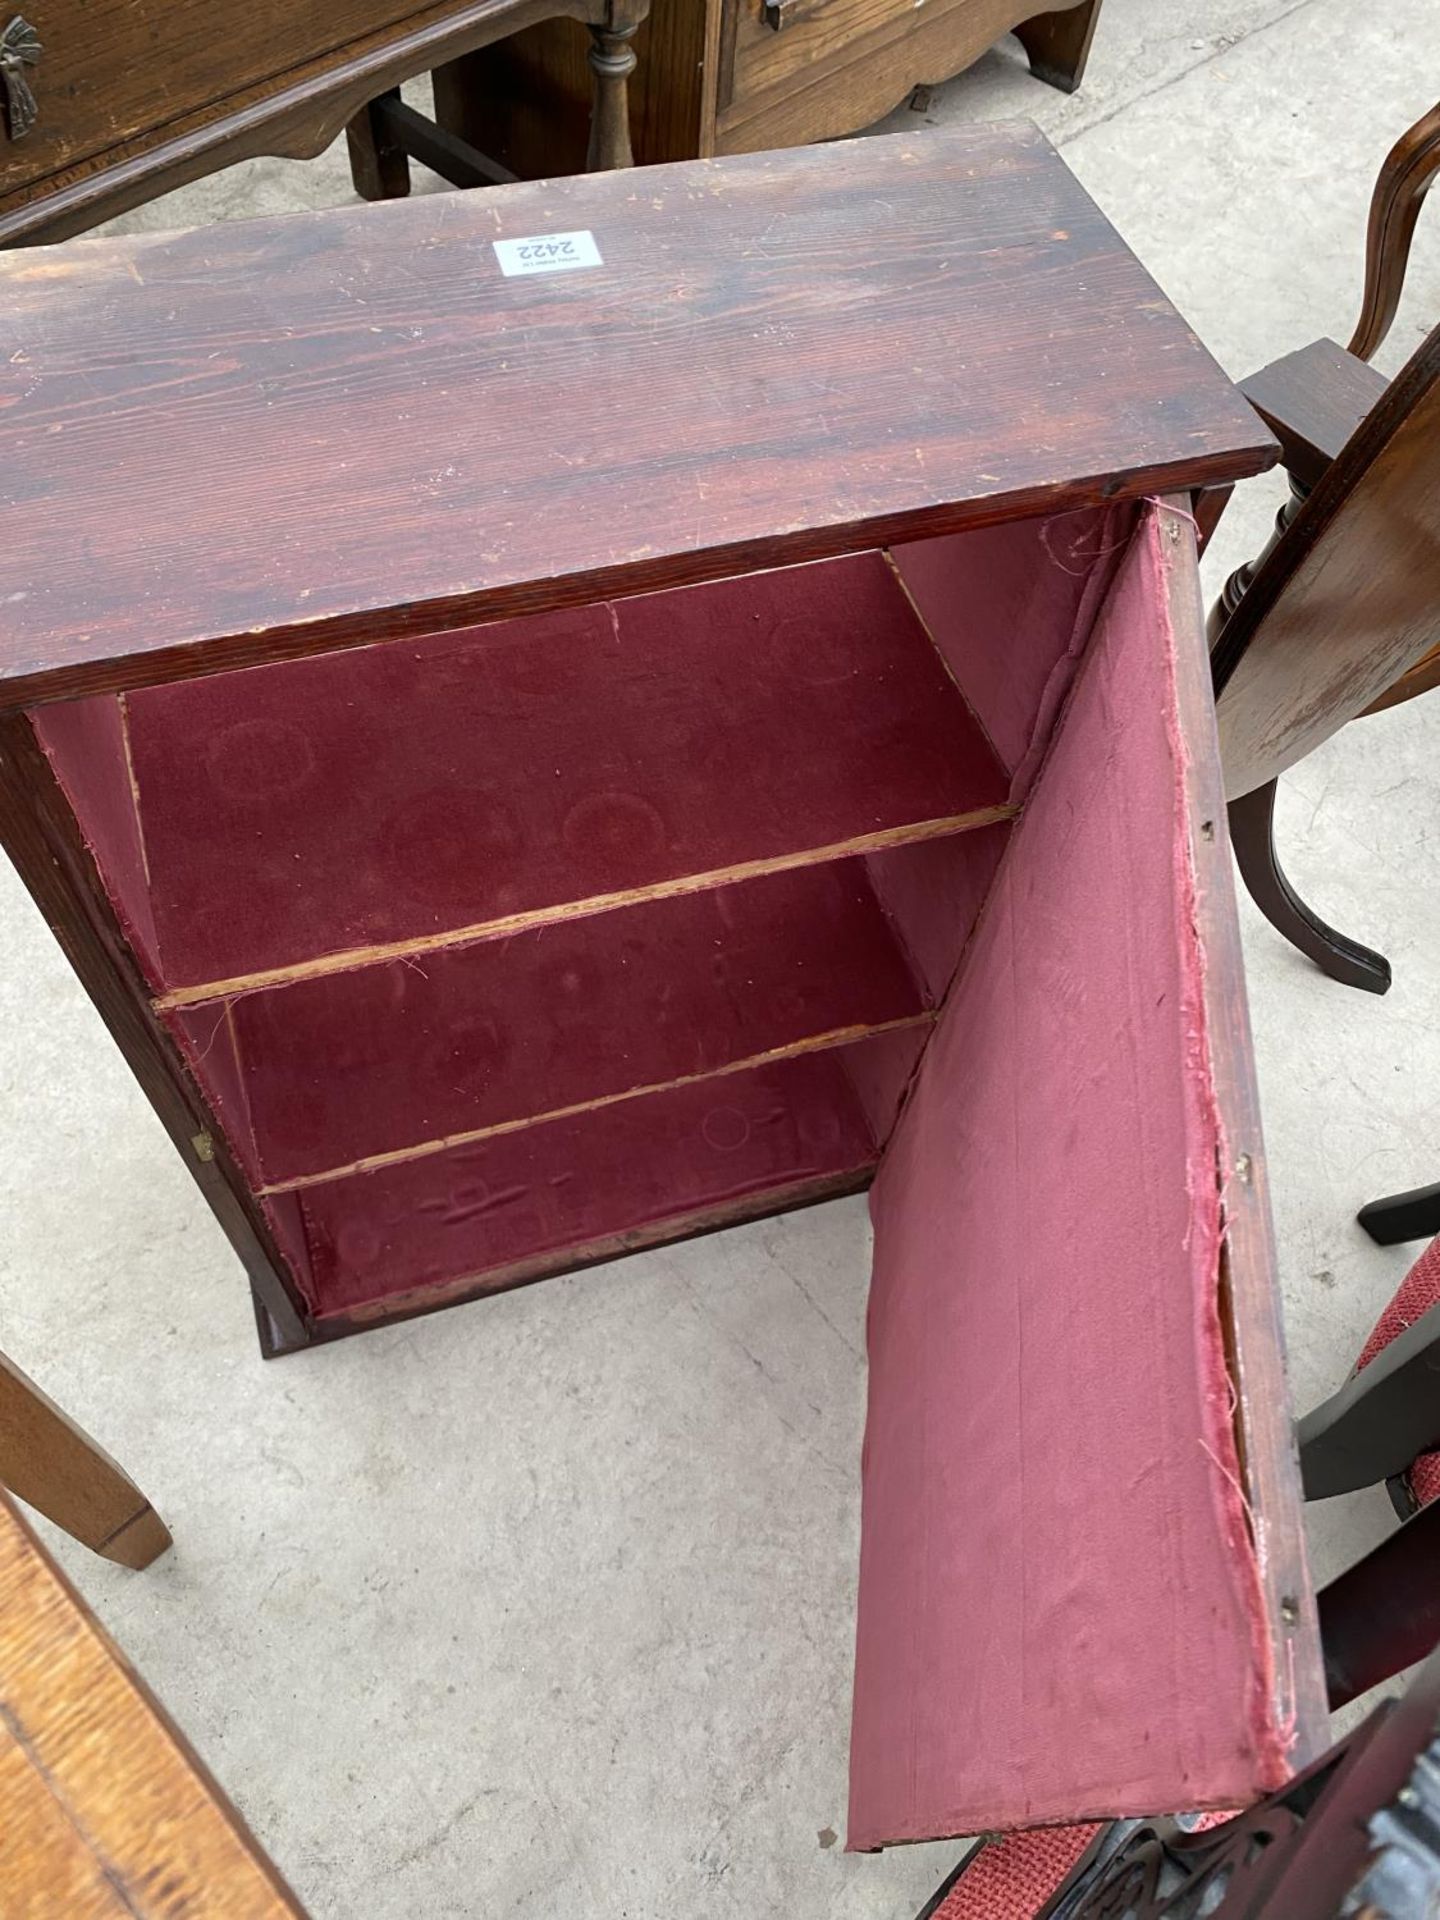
[2,1,1438,1913]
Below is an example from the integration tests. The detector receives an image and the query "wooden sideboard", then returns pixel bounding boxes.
[424,0,1103,178]
[0,0,645,247]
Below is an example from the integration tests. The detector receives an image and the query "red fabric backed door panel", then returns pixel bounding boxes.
[848,515,1287,1847]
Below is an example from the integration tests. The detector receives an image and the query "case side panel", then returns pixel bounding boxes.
[0,710,310,1350]
[30,696,162,985]
[889,501,1138,798]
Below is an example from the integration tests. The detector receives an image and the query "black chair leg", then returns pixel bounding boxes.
[1316,1500,1440,1709]
[1296,1299,1440,1501]
[1359,1180,1440,1245]
[1228,778,1392,994]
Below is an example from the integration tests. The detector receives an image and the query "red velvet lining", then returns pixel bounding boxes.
[207,859,929,1188]
[121,552,1007,993]
[863,823,1010,1006]
[849,515,1282,1846]
[300,1046,880,1316]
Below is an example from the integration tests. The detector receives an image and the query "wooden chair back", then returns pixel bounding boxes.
[1213,318,1440,802]
[1348,97,1440,362]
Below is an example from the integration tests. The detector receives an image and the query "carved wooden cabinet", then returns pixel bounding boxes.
[0,0,644,247]
[0,123,1326,1845]
[430,0,1103,177]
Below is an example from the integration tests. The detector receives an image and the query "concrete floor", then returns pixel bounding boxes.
[2,1,1437,1913]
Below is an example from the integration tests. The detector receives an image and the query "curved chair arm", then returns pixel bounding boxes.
[1348,98,1440,362]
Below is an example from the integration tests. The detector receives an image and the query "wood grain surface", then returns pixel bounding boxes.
[0,0,425,195]
[1348,96,1440,363]
[723,0,1047,138]
[0,122,1274,708]
[1156,498,1328,1765]
[1240,338,1388,492]
[0,1491,306,1918]
[0,1353,170,1571]
[0,0,612,247]
[1215,321,1440,799]
[434,0,714,175]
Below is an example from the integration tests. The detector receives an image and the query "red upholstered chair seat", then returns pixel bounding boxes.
[1355,1234,1440,1509]
[929,1825,1098,1919]
[929,1234,1440,1918]
[928,1817,1242,1919]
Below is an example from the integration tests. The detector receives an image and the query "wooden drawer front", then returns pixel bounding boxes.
[721,0,1029,132]
[0,0,426,195]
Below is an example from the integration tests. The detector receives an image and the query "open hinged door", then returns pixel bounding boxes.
[848,505,1327,1848]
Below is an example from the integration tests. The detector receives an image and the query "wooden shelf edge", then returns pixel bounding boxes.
[153,807,1015,1012]
[258,1011,935,1195]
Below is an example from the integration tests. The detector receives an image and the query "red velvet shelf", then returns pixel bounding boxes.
[39,551,1009,1007]
[36,541,1012,1321]
[296,1043,891,1320]
[175,857,935,1191]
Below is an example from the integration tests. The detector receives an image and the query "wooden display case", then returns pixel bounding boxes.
[0,122,1327,1842]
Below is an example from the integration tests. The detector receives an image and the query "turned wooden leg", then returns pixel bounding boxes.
[0,1351,171,1570]
[1014,0,1103,93]
[1228,778,1392,995]
[1211,482,1309,648]
[346,89,411,202]
[586,3,641,172]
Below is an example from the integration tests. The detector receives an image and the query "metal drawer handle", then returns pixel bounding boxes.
[1,16,41,142]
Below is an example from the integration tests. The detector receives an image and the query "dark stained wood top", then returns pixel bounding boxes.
[0,122,1275,706]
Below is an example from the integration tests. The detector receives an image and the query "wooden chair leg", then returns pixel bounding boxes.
[0,1352,171,1570]
[585,0,642,171]
[1359,1180,1440,1246]
[1228,778,1392,995]
[1316,1498,1440,1709]
[346,88,411,202]
[1014,0,1102,94]
[1296,1299,1440,1501]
